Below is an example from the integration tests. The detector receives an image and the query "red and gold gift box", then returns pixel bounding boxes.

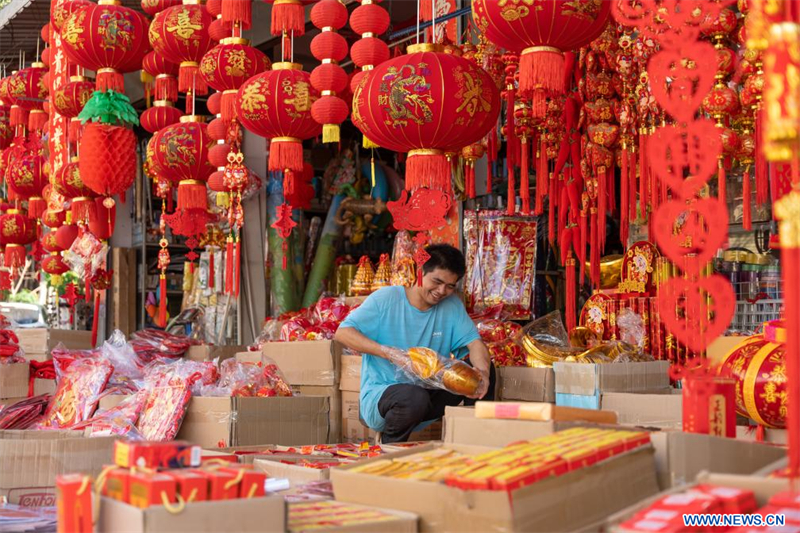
[165,470,208,503]
[56,474,93,533]
[682,376,736,438]
[696,484,758,514]
[219,466,266,498]
[128,472,177,509]
[102,467,131,502]
[194,469,239,501]
[115,440,201,470]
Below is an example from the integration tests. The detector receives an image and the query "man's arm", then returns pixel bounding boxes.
[466,338,492,399]
[334,326,390,360]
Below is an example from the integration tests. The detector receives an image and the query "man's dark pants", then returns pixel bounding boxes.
[375,365,497,443]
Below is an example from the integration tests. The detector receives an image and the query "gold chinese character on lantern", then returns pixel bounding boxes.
[167,8,202,41]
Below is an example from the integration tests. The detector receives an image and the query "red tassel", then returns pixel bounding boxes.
[96,69,125,93]
[520,139,530,213]
[598,168,607,254]
[177,180,208,210]
[607,165,616,217]
[406,151,451,193]
[621,148,629,244]
[27,197,46,219]
[225,238,234,294]
[782,245,800,478]
[558,182,568,246]
[467,162,476,199]
[234,239,241,296]
[548,173,556,244]
[91,291,100,348]
[222,0,251,26]
[590,208,600,288]
[629,150,637,223]
[221,91,238,123]
[271,0,306,36]
[566,253,576,332]
[505,88,517,168]
[579,208,588,283]
[718,160,727,205]
[158,274,167,328]
[281,240,288,271]
[209,250,215,289]
[743,167,752,230]
[507,163,516,215]
[10,106,28,129]
[3,245,25,269]
[519,49,565,96]
[268,138,304,173]
[639,134,648,222]
[755,111,769,205]
[179,63,208,95]
[155,75,178,103]
[28,110,48,132]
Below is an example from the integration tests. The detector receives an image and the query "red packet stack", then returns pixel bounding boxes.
[41,358,113,428]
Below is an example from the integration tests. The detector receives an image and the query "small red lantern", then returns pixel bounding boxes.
[0,210,35,269]
[42,232,61,253]
[42,254,70,276]
[309,0,349,143]
[54,158,96,200]
[141,101,185,133]
[236,63,322,173]
[53,76,95,118]
[0,105,12,150]
[56,224,80,250]
[141,0,181,16]
[7,152,48,201]
[472,0,611,97]
[61,0,151,93]
[143,52,180,103]
[703,85,741,120]
[150,3,215,95]
[348,1,390,93]
[42,209,67,229]
[200,38,271,121]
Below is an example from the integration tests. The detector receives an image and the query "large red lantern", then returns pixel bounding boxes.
[0,210,35,269]
[141,0,181,16]
[54,158,96,199]
[352,44,501,192]
[52,0,92,32]
[472,0,611,96]
[53,76,95,118]
[150,3,214,95]
[6,64,49,130]
[60,0,151,93]
[200,38,271,121]
[236,63,322,173]
[7,153,48,201]
[152,117,216,185]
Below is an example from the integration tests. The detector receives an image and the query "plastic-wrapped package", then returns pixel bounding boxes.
[617,308,646,350]
[200,358,293,397]
[74,390,147,438]
[130,328,202,361]
[313,296,351,323]
[382,346,487,398]
[0,394,50,429]
[280,317,313,341]
[40,358,114,428]
[0,328,24,362]
[514,311,584,367]
[52,345,102,380]
[64,231,108,278]
[475,319,522,344]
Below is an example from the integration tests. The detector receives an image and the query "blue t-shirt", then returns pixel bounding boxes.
[338,286,480,432]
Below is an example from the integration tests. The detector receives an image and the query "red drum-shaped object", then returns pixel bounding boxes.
[141,0,181,17]
[0,105,12,150]
[42,232,61,253]
[9,64,48,111]
[61,1,150,93]
[310,32,348,63]
[472,0,610,96]
[54,159,96,199]
[52,76,94,119]
[0,211,35,245]
[150,4,214,95]
[141,102,184,133]
[701,8,738,40]
[42,254,70,275]
[7,153,47,199]
[42,209,67,229]
[703,85,740,119]
[51,0,92,32]
[349,2,390,35]
[719,335,787,428]
[236,63,322,173]
[152,117,215,185]
[200,38,270,121]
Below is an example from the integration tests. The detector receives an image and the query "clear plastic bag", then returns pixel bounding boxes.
[199,358,293,397]
[130,328,201,361]
[64,232,108,278]
[39,358,114,429]
[74,390,147,439]
[382,347,487,398]
[514,311,584,367]
[617,308,646,350]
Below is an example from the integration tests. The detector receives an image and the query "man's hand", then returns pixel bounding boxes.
[468,369,490,400]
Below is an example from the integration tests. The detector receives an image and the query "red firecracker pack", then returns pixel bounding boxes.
[114,440,201,469]
[128,472,177,509]
[56,474,93,533]
[220,466,265,498]
[165,470,208,503]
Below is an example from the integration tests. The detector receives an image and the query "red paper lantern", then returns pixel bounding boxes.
[7,153,47,200]
[141,101,184,133]
[264,0,316,36]
[143,52,180,103]
[309,0,349,143]
[42,209,67,228]
[51,0,92,32]
[0,106,12,150]
[79,122,137,199]
[208,116,226,139]
[200,38,271,121]
[41,23,51,44]
[348,2,390,94]
[52,76,95,118]
[208,170,226,191]
[208,18,230,42]
[61,1,151,93]
[152,116,216,185]
[56,224,80,250]
[141,0,181,16]
[150,4,214,95]
[42,232,61,253]
[208,142,231,167]
[42,254,70,275]
[236,63,322,173]
[352,44,501,192]
[472,0,610,96]
[42,48,52,69]
[207,0,221,16]
[54,158,96,199]
[6,64,48,130]
[207,91,222,115]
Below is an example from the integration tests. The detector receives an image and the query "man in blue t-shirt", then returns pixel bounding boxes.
[334,244,494,443]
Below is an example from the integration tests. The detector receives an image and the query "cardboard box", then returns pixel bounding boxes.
[288,501,418,533]
[736,425,788,445]
[497,367,555,403]
[554,361,670,409]
[707,335,749,366]
[260,340,341,387]
[339,354,362,392]
[474,401,617,424]
[331,442,660,533]
[600,391,683,430]
[186,344,247,362]
[98,494,286,533]
[177,396,330,448]
[295,385,341,444]
[0,361,29,400]
[443,406,601,448]
[0,430,115,506]
[15,329,93,362]
[255,456,347,487]
[650,430,787,490]
[341,390,441,444]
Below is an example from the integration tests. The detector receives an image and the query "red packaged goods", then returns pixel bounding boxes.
[129,329,201,361]
[101,468,132,502]
[56,474,93,533]
[202,358,293,397]
[769,492,800,510]
[114,440,201,469]
[0,394,49,429]
[40,358,113,428]
[74,390,147,438]
[195,469,239,501]
[128,472,177,509]
[696,484,758,514]
[165,470,208,503]
[220,466,265,498]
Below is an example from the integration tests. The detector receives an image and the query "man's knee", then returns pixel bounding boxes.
[403,386,431,418]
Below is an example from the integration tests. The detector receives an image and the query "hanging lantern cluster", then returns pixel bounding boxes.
[348,0,389,98]
[0,209,36,273]
[309,0,349,144]
[52,75,94,145]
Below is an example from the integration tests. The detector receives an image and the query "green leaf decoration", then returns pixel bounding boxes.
[78,90,140,127]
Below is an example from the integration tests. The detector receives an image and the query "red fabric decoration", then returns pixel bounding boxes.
[54,159,96,199]
[60,2,150,93]
[52,77,94,119]
[647,120,722,198]
[150,4,214,95]
[271,202,297,270]
[56,224,80,250]
[140,103,184,134]
[141,0,181,16]
[143,51,179,103]
[151,119,215,185]
[7,153,47,200]
[88,197,116,241]
[412,232,431,288]
[51,0,90,31]
[79,123,137,198]
[387,189,452,232]
[264,0,315,37]
[42,209,66,229]
[236,64,322,173]
[42,254,69,275]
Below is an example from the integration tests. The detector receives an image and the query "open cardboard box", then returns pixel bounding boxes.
[255,456,348,487]
[288,501,418,533]
[497,367,555,403]
[331,441,660,533]
[339,354,362,393]
[185,344,248,362]
[0,361,29,400]
[600,391,683,430]
[256,340,342,387]
[15,328,93,362]
[554,361,671,409]
[0,430,115,507]
[98,494,286,533]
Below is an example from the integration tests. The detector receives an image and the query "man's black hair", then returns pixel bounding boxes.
[422,244,467,279]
